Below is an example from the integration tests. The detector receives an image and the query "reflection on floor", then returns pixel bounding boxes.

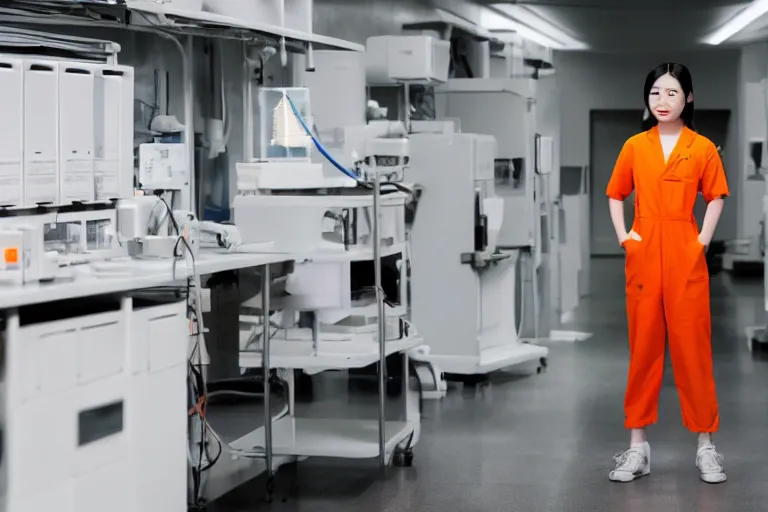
[202,258,768,512]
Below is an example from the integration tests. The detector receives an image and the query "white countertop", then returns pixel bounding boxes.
[0,251,293,310]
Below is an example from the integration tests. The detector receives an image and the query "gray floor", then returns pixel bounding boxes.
[206,258,768,512]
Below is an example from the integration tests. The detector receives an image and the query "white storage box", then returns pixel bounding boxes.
[94,65,135,201]
[0,56,24,207]
[59,62,98,203]
[23,59,59,206]
[366,35,451,85]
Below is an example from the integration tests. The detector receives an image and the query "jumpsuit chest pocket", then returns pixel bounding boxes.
[660,159,699,216]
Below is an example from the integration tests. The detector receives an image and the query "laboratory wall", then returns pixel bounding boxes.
[738,42,768,244]
[555,50,741,241]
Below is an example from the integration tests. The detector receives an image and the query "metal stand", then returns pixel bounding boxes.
[261,263,274,498]
[372,169,387,469]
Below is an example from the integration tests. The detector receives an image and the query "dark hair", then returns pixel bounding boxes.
[641,62,695,131]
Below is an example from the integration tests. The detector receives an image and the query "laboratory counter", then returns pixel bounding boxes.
[0,251,293,310]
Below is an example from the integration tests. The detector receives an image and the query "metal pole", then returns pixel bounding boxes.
[261,264,273,476]
[183,36,195,216]
[403,84,411,133]
[373,169,387,468]
[533,252,540,340]
[245,45,255,162]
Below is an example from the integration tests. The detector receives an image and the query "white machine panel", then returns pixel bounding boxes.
[94,66,134,200]
[117,66,135,199]
[129,301,188,511]
[0,57,24,207]
[23,59,59,206]
[303,50,366,137]
[473,135,497,181]
[139,143,188,192]
[436,79,537,249]
[59,63,97,203]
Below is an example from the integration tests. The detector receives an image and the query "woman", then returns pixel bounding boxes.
[606,63,729,484]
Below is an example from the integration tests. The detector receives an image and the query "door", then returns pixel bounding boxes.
[590,110,641,256]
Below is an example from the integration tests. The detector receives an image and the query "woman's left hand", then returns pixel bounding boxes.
[698,233,711,248]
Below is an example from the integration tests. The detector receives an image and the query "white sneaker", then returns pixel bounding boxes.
[609,442,651,482]
[697,444,727,484]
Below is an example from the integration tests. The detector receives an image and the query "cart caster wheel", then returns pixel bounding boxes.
[540,357,548,368]
[393,449,414,467]
[536,366,542,374]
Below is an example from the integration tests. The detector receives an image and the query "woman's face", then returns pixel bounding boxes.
[648,73,690,124]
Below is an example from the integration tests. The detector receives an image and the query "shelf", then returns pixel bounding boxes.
[0,0,363,54]
[291,242,407,263]
[131,2,363,52]
[436,78,536,97]
[230,417,415,459]
[239,334,423,372]
[233,241,407,263]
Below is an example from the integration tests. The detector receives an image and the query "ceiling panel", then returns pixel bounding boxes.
[505,0,746,7]
[479,0,754,51]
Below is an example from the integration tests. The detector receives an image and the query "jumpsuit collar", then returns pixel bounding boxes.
[647,125,696,172]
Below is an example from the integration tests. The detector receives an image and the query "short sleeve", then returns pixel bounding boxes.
[606,141,634,201]
[700,143,729,203]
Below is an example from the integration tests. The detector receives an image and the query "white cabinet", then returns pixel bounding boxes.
[3,297,188,512]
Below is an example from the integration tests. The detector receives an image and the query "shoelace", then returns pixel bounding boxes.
[613,448,645,472]
[698,446,725,473]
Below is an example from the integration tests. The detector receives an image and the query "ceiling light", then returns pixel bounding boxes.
[482,4,587,50]
[704,0,768,45]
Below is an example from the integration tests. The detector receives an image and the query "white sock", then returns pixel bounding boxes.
[698,434,712,449]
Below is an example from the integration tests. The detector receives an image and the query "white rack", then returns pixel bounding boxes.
[234,103,418,488]
[234,214,420,479]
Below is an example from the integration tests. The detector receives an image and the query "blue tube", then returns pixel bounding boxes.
[284,94,361,182]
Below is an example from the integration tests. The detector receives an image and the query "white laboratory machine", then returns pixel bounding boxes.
[436,78,540,250]
[749,168,768,351]
[408,127,548,376]
[435,77,554,341]
[232,87,415,349]
[365,35,451,85]
[138,116,191,212]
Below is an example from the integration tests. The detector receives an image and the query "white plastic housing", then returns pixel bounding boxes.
[366,35,451,85]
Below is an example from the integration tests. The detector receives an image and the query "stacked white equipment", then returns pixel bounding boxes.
[0,54,134,209]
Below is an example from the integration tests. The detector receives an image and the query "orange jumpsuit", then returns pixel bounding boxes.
[606,125,729,433]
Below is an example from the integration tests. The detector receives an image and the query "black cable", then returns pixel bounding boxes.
[188,368,205,505]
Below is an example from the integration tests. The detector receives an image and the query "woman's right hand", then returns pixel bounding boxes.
[620,230,642,246]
